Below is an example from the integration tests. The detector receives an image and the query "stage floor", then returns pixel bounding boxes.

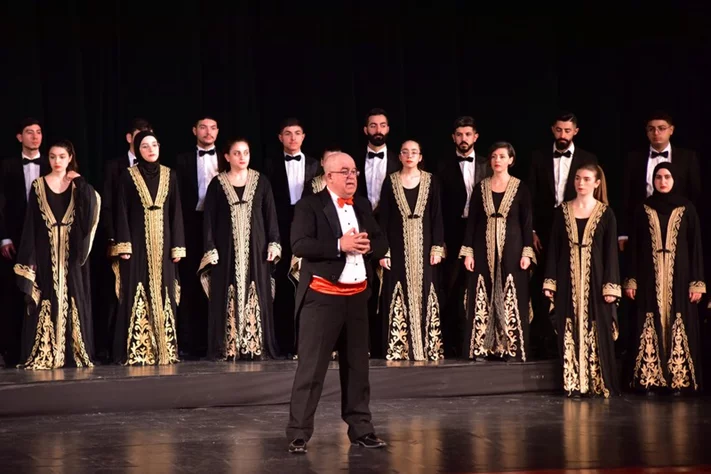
[0,359,561,417]
[1,393,709,473]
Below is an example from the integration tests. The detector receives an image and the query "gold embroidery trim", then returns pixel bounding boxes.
[390,171,432,361]
[112,260,121,300]
[23,300,56,370]
[224,284,237,359]
[430,245,446,259]
[171,247,186,259]
[425,283,444,360]
[562,318,579,395]
[542,279,557,293]
[481,177,520,286]
[469,275,489,358]
[668,313,698,390]
[268,242,282,263]
[689,281,706,293]
[632,312,667,388]
[125,282,157,365]
[111,242,133,256]
[458,246,473,258]
[240,281,264,357]
[623,278,637,291]
[199,249,219,272]
[602,283,621,298]
[13,264,35,282]
[386,281,409,360]
[289,255,301,282]
[83,190,102,265]
[521,246,536,263]
[70,297,94,367]
[311,174,326,193]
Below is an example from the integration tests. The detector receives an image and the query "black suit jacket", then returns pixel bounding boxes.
[528,146,598,245]
[265,154,320,245]
[436,152,491,255]
[620,146,700,236]
[290,189,388,317]
[354,148,401,206]
[101,153,133,242]
[0,154,50,245]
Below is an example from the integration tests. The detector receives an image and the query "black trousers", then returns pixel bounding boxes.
[178,212,208,357]
[287,287,374,442]
[0,259,23,366]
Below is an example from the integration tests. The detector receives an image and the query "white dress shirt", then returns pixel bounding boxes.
[196,146,219,211]
[284,150,306,205]
[553,142,575,207]
[128,150,137,167]
[457,151,477,218]
[1,153,41,247]
[645,144,672,197]
[364,146,388,209]
[328,187,367,284]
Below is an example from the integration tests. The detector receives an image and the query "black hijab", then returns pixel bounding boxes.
[132,130,161,198]
[645,161,689,215]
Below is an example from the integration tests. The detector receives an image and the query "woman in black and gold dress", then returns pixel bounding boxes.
[112,131,185,365]
[543,163,621,397]
[199,138,281,360]
[624,162,705,394]
[378,140,445,361]
[14,140,100,369]
[459,142,535,362]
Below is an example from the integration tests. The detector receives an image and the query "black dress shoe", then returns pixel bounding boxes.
[288,438,307,454]
[351,433,387,448]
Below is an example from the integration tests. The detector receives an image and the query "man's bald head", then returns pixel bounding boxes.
[324,152,358,198]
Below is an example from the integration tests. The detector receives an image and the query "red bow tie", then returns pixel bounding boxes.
[337,197,353,208]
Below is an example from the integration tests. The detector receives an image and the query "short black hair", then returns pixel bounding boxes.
[645,110,674,127]
[552,111,578,127]
[127,118,152,135]
[453,116,477,133]
[488,141,516,167]
[195,115,219,127]
[364,108,389,127]
[279,117,304,134]
[17,117,41,135]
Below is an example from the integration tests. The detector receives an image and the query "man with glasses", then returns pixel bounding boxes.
[619,111,700,249]
[286,152,388,454]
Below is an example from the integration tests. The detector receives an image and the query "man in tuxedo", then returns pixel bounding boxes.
[619,111,700,250]
[174,115,221,358]
[97,117,152,361]
[0,117,49,366]
[437,115,491,357]
[528,111,597,358]
[265,118,320,356]
[286,152,388,454]
[355,108,401,212]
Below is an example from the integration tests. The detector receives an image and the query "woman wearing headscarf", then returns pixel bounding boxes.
[624,162,705,394]
[112,131,186,365]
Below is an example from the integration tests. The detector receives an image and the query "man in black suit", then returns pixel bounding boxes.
[265,118,320,357]
[437,115,491,357]
[174,115,221,358]
[528,111,597,358]
[619,111,700,250]
[354,108,401,212]
[0,117,49,366]
[286,152,388,454]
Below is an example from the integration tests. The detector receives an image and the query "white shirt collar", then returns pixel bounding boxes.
[456,150,476,159]
[367,145,387,155]
[284,150,303,158]
[327,186,350,205]
[649,143,671,155]
[552,142,576,155]
[22,152,41,160]
[128,150,137,164]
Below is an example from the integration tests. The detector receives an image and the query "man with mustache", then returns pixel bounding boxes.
[437,116,491,357]
[528,111,597,359]
[174,115,221,358]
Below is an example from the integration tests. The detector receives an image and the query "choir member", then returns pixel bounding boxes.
[0,118,49,367]
[459,142,535,361]
[378,140,445,361]
[624,162,705,394]
[112,131,185,365]
[543,163,621,397]
[14,140,100,369]
[199,138,281,360]
[175,115,220,358]
[265,118,319,356]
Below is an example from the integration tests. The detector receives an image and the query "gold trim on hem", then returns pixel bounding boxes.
[602,283,621,298]
[112,242,133,256]
[171,247,186,259]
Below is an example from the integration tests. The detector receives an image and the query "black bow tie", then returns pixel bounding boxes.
[458,156,474,163]
[651,151,669,159]
[22,158,40,165]
[198,149,216,157]
[367,151,385,159]
[553,150,572,158]
[131,158,138,166]
[285,154,302,162]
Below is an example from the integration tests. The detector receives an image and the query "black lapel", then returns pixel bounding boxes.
[13,155,28,204]
[39,154,50,176]
[319,189,342,239]
[545,152,556,197]
[386,149,400,174]
[565,152,584,197]
[187,151,199,207]
[304,156,319,185]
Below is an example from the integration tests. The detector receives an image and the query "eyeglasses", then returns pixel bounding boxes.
[400,150,420,157]
[646,126,670,133]
[329,169,360,178]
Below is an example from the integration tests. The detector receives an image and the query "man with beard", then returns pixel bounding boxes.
[0,117,49,366]
[355,108,401,213]
[174,115,221,358]
[528,111,597,359]
[437,116,491,357]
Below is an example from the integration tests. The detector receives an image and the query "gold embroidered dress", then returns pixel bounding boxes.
[199,170,282,360]
[112,164,185,365]
[377,171,446,361]
[543,201,621,397]
[14,177,100,369]
[459,177,536,361]
[624,195,705,392]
